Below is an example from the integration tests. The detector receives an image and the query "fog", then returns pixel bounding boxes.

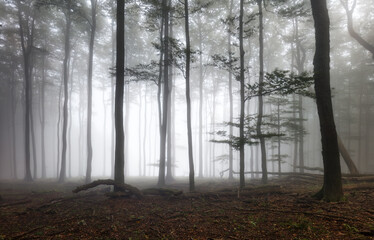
[0,0,373,182]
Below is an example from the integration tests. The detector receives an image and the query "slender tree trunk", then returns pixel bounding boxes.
[11,77,18,179]
[166,9,174,182]
[17,0,34,182]
[143,84,147,176]
[111,2,116,178]
[257,0,267,184]
[59,5,72,183]
[228,0,234,180]
[68,57,74,178]
[239,0,245,189]
[311,0,343,201]
[197,12,204,178]
[139,83,142,176]
[102,89,107,176]
[86,0,97,183]
[184,0,195,192]
[30,72,37,179]
[114,0,125,189]
[41,52,46,178]
[57,80,63,178]
[158,0,169,187]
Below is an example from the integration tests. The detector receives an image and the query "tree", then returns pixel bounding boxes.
[114,0,125,189]
[184,0,195,192]
[16,0,35,182]
[256,0,267,184]
[85,0,98,183]
[340,0,374,58]
[157,0,170,187]
[311,0,343,201]
[239,0,245,189]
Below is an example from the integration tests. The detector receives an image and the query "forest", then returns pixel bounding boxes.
[0,0,374,239]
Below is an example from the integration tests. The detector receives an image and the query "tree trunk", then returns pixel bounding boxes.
[257,0,267,184]
[311,0,343,201]
[158,0,169,187]
[86,0,97,183]
[59,4,72,183]
[184,0,195,192]
[40,51,46,178]
[228,0,234,180]
[196,13,204,178]
[239,0,245,189]
[114,0,125,190]
[16,0,34,182]
[30,73,37,179]
[111,1,116,178]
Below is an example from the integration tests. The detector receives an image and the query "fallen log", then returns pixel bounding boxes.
[72,179,143,199]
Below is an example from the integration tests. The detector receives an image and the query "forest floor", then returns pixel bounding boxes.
[0,175,373,240]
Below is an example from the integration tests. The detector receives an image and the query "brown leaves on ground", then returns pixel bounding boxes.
[0,177,373,240]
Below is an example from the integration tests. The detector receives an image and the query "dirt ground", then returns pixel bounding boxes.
[0,176,373,240]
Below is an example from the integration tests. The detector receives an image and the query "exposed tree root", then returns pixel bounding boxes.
[72,179,143,199]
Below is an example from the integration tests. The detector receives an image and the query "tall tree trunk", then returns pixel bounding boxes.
[143,84,147,176]
[114,0,125,189]
[166,8,174,182]
[86,0,97,183]
[40,51,46,178]
[228,0,234,180]
[11,74,18,179]
[184,0,195,192]
[59,5,72,183]
[257,0,267,184]
[158,0,169,187]
[111,1,116,178]
[239,0,245,189]
[16,0,34,182]
[57,79,63,178]
[68,57,74,178]
[30,73,37,179]
[311,0,343,201]
[139,83,142,176]
[197,12,204,178]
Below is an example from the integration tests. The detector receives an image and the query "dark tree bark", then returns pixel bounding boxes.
[239,0,245,189]
[311,0,343,201]
[114,0,125,189]
[257,0,267,184]
[184,0,195,192]
[86,0,97,183]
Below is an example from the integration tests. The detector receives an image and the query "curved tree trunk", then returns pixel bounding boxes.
[311,0,343,201]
